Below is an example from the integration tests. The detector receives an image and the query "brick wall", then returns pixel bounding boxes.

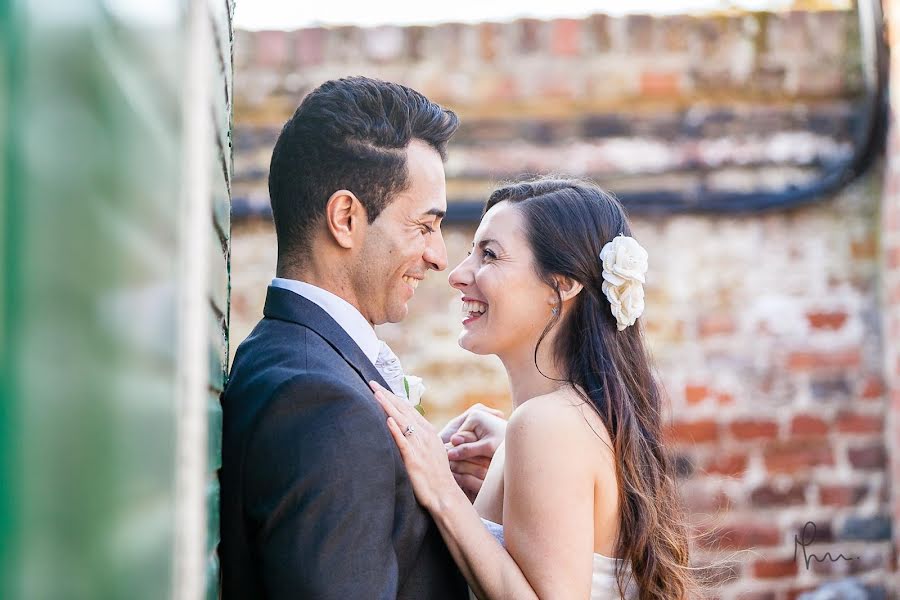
[230,9,894,598]
[883,0,900,581]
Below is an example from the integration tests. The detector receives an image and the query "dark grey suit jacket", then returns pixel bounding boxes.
[220,286,468,599]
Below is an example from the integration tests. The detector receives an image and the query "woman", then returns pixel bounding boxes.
[372,178,694,599]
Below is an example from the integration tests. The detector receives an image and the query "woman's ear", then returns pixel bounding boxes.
[555,275,584,303]
[324,190,365,249]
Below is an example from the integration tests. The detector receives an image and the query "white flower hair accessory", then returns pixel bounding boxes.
[599,235,648,331]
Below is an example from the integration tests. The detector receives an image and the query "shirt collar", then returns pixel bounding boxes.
[270,278,380,365]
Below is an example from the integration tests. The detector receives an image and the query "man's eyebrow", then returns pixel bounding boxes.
[421,208,446,219]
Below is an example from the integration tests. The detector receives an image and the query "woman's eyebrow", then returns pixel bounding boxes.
[478,238,503,251]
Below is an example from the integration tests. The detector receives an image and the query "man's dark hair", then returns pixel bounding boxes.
[268,76,459,268]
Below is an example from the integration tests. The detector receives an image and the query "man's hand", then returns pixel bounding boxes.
[440,404,508,502]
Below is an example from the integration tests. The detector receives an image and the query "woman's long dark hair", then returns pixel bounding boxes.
[485,177,695,599]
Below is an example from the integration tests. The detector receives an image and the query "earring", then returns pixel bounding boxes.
[551,305,559,316]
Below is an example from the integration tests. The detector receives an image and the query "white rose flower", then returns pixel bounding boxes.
[403,375,426,413]
[602,279,645,331]
[599,235,649,286]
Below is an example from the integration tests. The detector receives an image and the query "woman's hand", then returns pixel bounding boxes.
[370,380,462,513]
[441,405,508,501]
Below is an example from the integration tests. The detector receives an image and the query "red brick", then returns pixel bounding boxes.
[730,419,778,440]
[851,238,877,260]
[551,19,581,56]
[667,419,719,444]
[295,28,325,66]
[697,523,781,550]
[790,414,830,437]
[626,14,655,52]
[847,444,887,470]
[716,392,734,405]
[640,71,681,96]
[479,23,499,62]
[704,452,748,477]
[860,376,884,399]
[518,19,542,53]
[819,484,867,507]
[805,311,848,330]
[753,556,798,578]
[699,313,736,337]
[888,244,900,269]
[764,440,834,474]
[787,349,860,371]
[685,384,709,405]
[835,410,883,434]
[257,30,289,67]
[750,482,806,507]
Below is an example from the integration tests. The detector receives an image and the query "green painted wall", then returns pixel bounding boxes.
[0,1,232,598]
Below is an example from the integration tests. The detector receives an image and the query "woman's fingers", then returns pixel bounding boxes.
[385,417,409,451]
[370,380,427,428]
[449,458,488,480]
[447,438,496,461]
[372,383,406,423]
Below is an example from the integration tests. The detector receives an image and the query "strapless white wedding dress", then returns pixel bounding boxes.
[468,519,638,600]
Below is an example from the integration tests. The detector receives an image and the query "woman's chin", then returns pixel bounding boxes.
[457,331,491,355]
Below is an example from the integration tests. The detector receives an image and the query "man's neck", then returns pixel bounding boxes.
[278,265,369,324]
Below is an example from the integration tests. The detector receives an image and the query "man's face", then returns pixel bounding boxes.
[352,139,448,325]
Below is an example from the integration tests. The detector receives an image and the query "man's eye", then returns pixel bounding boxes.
[421,224,435,234]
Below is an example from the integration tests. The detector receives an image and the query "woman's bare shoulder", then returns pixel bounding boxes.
[509,386,614,453]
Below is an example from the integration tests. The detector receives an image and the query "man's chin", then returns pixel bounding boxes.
[384,303,410,324]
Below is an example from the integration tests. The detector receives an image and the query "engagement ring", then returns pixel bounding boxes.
[404,424,416,437]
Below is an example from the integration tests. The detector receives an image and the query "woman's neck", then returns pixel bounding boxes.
[499,344,568,410]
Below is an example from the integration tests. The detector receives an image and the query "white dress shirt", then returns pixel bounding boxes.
[271,278,380,366]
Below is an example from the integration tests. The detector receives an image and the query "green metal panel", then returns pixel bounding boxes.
[10,1,184,595]
[0,1,232,596]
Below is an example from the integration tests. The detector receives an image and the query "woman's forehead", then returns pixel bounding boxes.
[474,201,522,243]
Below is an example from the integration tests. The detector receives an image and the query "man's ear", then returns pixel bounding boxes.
[554,275,584,304]
[324,190,366,249]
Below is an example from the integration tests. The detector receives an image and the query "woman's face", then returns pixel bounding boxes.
[448,201,555,358]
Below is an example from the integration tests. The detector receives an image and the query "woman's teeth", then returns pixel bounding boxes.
[402,276,420,289]
[463,300,487,315]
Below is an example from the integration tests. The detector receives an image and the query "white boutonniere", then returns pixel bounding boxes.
[403,375,426,415]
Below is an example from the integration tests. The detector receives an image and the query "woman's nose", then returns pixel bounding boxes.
[448,254,473,289]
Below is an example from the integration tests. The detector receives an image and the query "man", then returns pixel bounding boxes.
[220,77,501,599]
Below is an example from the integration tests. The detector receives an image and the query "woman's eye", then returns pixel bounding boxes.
[482,248,497,260]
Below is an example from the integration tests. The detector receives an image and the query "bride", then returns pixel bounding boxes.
[372,178,695,600]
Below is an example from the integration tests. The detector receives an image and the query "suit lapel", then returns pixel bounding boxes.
[262,286,390,390]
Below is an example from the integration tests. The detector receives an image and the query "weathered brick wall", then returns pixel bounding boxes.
[883,0,900,580]
[230,9,894,598]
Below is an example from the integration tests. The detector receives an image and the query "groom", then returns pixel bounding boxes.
[220,77,496,599]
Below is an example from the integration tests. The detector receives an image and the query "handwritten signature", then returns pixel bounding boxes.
[793,521,859,569]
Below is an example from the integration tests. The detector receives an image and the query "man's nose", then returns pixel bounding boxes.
[424,229,448,271]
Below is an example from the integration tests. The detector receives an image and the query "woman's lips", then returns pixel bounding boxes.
[461,298,487,325]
